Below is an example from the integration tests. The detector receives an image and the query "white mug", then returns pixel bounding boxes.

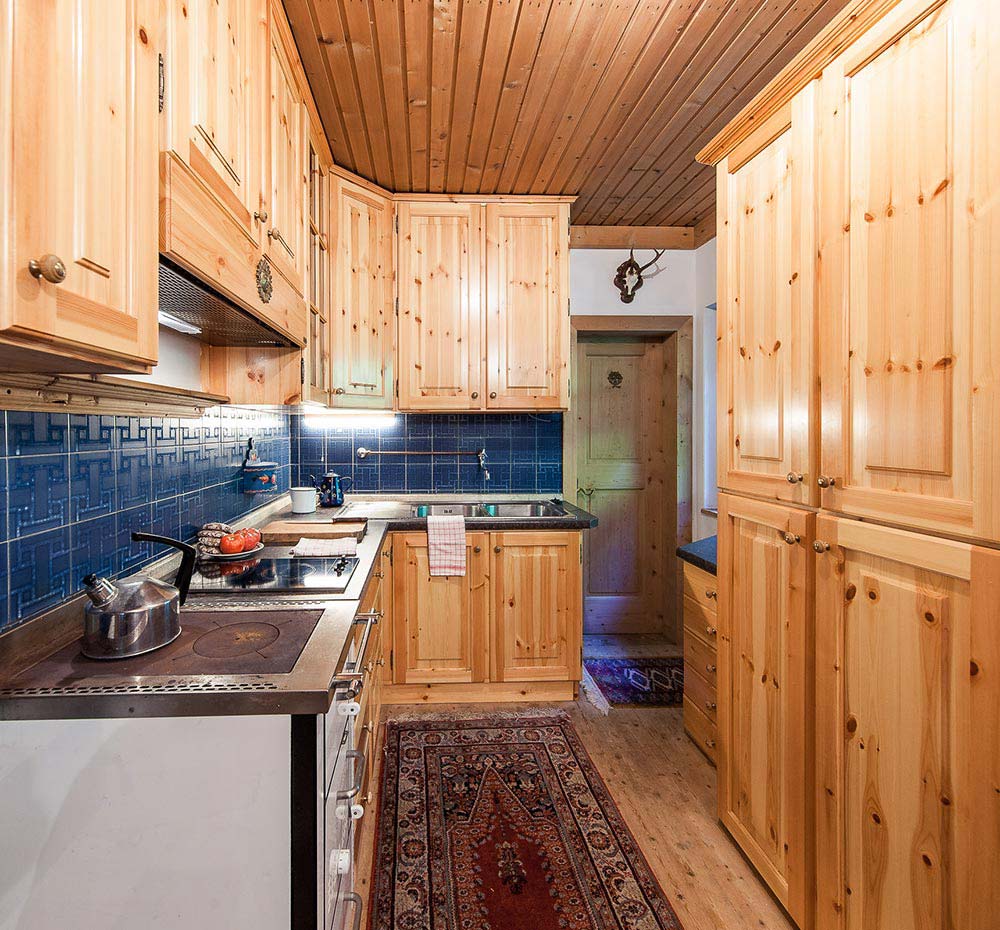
[290,486,317,514]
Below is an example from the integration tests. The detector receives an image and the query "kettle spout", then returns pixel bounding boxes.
[82,574,119,609]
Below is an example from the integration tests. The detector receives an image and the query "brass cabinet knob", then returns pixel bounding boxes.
[786,471,804,483]
[706,663,717,674]
[489,391,497,399]
[471,392,479,399]
[705,625,717,637]
[706,589,717,600]
[267,226,280,239]
[813,540,831,553]
[254,210,268,223]
[473,546,481,553]
[817,475,836,488]
[28,254,67,284]
[782,532,800,545]
[705,700,717,711]
[494,546,502,553]
[334,387,346,395]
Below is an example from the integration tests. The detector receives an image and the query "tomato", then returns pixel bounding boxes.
[241,528,262,550]
[219,533,245,554]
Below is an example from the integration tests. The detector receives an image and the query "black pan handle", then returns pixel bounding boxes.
[131,532,198,606]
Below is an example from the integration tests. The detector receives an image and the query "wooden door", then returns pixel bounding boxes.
[331,180,394,408]
[576,337,675,637]
[716,493,813,926]
[396,201,484,410]
[1,0,159,372]
[818,0,1000,541]
[160,0,266,247]
[391,532,489,684]
[303,141,330,404]
[265,5,307,295]
[716,86,816,506]
[490,532,582,682]
[485,203,569,409]
[813,515,999,930]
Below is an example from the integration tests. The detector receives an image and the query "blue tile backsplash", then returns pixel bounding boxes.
[0,408,562,633]
[0,408,290,632]
[290,412,563,496]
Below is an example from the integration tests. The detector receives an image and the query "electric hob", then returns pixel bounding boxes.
[186,551,360,597]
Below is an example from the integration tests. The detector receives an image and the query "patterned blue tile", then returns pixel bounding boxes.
[353,464,379,492]
[538,464,563,493]
[116,415,152,450]
[459,462,487,493]
[151,496,180,543]
[9,527,72,624]
[0,542,8,630]
[9,454,70,537]
[404,434,432,453]
[380,463,406,492]
[297,462,327,488]
[151,416,180,448]
[433,461,459,492]
[0,459,7,543]
[70,414,116,452]
[406,462,432,493]
[120,446,155,509]
[7,412,69,456]
[512,462,538,492]
[73,514,119,582]
[178,488,210,542]
[299,434,325,463]
[117,505,154,573]
[70,451,117,522]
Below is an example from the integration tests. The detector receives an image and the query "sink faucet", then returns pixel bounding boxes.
[478,448,490,482]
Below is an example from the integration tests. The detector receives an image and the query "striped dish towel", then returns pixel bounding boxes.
[427,515,466,576]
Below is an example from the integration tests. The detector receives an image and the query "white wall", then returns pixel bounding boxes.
[120,326,204,391]
[570,245,717,541]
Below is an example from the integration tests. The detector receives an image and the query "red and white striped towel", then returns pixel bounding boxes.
[427,514,466,576]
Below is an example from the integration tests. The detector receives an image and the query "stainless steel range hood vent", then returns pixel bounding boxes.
[157,258,296,348]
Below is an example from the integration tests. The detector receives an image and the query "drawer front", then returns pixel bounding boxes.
[684,662,717,722]
[684,631,717,687]
[324,689,352,797]
[681,562,719,613]
[682,595,719,648]
[684,696,717,764]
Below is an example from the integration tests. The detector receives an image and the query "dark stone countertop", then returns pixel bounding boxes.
[676,535,718,575]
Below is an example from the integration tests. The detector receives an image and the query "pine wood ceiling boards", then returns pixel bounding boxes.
[283,0,850,227]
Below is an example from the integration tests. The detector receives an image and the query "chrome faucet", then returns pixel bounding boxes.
[478,448,490,482]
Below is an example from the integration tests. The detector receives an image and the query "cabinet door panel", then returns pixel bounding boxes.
[491,532,582,682]
[396,202,483,410]
[818,0,1000,540]
[161,0,265,244]
[331,182,394,408]
[485,203,569,409]
[3,0,158,371]
[303,142,330,404]
[391,533,489,684]
[814,515,998,930]
[266,11,307,295]
[717,88,816,505]
[717,493,813,925]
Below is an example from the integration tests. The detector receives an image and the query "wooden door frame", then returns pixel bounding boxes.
[564,314,694,642]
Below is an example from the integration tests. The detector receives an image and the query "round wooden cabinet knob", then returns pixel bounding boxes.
[489,392,497,399]
[786,471,804,483]
[706,663,717,674]
[28,254,67,284]
[813,540,831,553]
[706,589,717,599]
[471,392,479,399]
[494,546,502,553]
[782,532,800,545]
[817,475,836,488]
[705,626,717,637]
[334,387,346,395]
[705,701,717,711]
[473,546,481,553]
[254,210,268,223]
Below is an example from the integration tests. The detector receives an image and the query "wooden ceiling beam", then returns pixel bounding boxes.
[693,210,717,247]
[570,225,695,250]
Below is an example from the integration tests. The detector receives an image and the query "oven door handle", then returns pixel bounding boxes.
[343,893,363,930]
[333,611,380,690]
[338,719,370,800]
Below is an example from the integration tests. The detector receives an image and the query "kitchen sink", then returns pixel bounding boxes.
[410,503,489,517]
[481,502,568,518]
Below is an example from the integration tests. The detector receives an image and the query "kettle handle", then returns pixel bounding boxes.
[340,476,353,491]
[131,533,198,606]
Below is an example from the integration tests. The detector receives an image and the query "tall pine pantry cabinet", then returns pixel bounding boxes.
[698,1,1000,929]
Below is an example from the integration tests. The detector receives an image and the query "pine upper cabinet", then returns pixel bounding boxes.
[485,203,570,409]
[1,0,158,373]
[302,140,331,405]
[265,4,308,297]
[331,179,394,408]
[717,86,816,507]
[490,532,582,683]
[817,0,1000,542]
[396,201,484,410]
[813,515,999,930]
[716,493,814,927]
[391,532,490,685]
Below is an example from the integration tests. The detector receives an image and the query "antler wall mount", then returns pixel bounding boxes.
[613,248,666,303]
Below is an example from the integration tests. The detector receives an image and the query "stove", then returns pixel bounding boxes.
[186,553,360,598]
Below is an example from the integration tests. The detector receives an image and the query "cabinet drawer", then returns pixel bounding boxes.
[684,696,717,764]
[684,663,717,722]
[683,595,719,648]
[684,631,717,687]
[681,562,719,613]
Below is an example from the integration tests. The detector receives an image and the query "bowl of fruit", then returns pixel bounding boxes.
[197,523,264,561]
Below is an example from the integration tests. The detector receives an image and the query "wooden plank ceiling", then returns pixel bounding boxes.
[284,0,849,228]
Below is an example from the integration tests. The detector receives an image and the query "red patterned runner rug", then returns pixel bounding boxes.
[370,712,684,929]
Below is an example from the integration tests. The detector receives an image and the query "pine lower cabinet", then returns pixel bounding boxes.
[813,516,1000,930]
[388,531,582,701]
[717,493,814,928]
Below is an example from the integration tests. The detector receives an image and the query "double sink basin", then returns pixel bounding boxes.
[410,501,568,518]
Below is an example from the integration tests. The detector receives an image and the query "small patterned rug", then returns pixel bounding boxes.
[583,656,684,706]
[371,712,683,930]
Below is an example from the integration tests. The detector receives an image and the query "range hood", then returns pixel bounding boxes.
[157,258,297,348]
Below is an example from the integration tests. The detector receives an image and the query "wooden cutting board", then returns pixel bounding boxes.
[260,520,367,545]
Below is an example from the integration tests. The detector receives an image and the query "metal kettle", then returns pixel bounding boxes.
[313,470,353,508]
[81,533,197,660]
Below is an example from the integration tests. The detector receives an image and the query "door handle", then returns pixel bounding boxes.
[578,484,595,500]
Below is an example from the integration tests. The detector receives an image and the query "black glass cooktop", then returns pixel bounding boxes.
[188,556,360,595]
